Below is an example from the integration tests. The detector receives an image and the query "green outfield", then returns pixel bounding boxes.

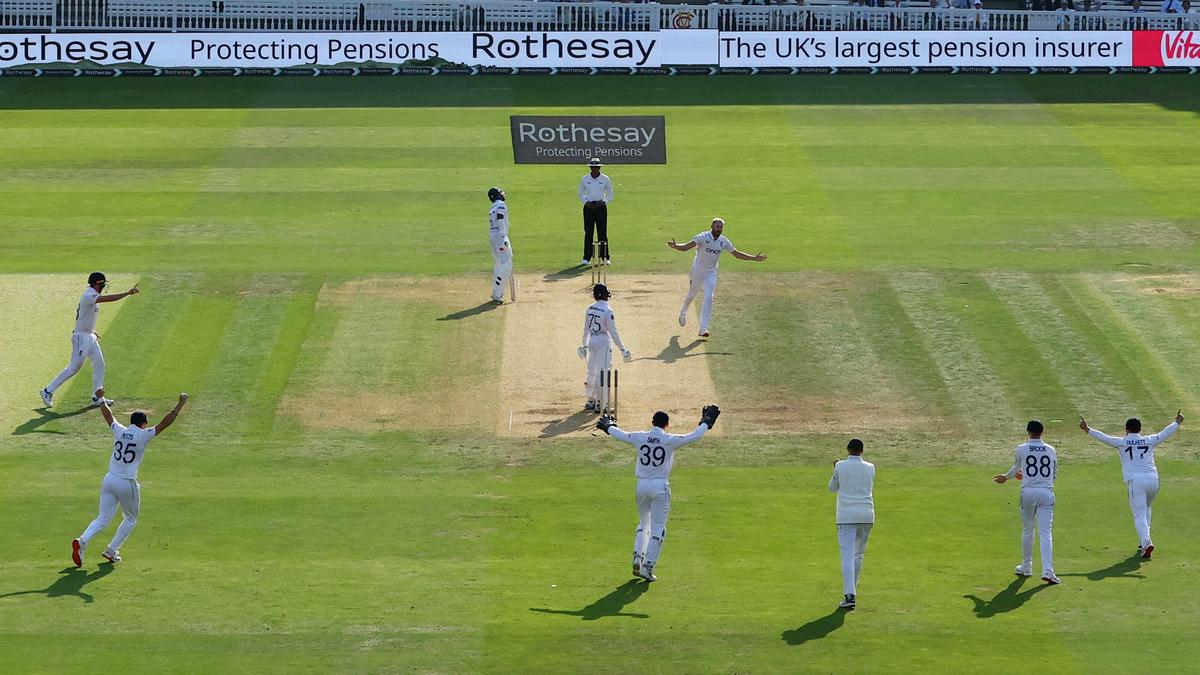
[1,75,1199,673]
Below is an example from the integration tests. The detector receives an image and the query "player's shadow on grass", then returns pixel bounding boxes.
[437,302,503,322]
[12,406,93,436]
[642,336,733,364]
[781,608,848,646]
[542,265,588,282]
[0,565,115,604]
[1062,555,1145,582]
[963,576,1049,618]
[540,410,598,438]
[529,580,650,620]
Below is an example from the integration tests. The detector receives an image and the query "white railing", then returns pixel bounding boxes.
[1,0,1197,32]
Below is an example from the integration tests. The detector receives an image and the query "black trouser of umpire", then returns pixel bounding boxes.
[583,202,609,262]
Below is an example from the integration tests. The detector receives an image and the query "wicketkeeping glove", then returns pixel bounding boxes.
[700,404,721,429]
[577,345,587,360]
[597,415,615,434]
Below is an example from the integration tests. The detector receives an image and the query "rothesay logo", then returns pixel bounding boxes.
[510,116,667,165]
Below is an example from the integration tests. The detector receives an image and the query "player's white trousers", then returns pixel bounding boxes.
[47,331,105,395]
[490,234,513,301]
[680,268,718,332]
[634,478,671,567]
[1126,477,1159,548]
[836,523,872,596]
[80,472,140,553]
[585,340,613,403]
[1019,487,1055,575]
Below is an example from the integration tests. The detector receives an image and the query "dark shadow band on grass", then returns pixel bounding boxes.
[12,406,93,436]
[781,608,848,645]
[437,301,502,321]
[1060,555,1145,581]
[529,579,650,620]
[0,565,115,604]
[963,576,1050,618]
[647,336,733,364]
[542,265,589,282]
[3,77,1199,112]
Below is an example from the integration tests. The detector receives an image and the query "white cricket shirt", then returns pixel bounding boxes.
[609,424,708,480]
[1088,422,1178,482]
[489,200,509,239]
[75,287,101,333]
[581,300,627,352]
[1005,439,1058,490]
[107,421,157,480]
[578,173,614,204]
[689,231,735,274]
[829,456,876,524]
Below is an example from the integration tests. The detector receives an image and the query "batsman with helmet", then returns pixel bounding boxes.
[487,186,514,304]
[597,404,721,582]
[579,283,631,412]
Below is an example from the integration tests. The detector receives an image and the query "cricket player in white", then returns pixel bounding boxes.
[577,283,631,412]
[487,187,513,304]
[1080,410,1184,559]
[829,438,875,610]
[993,420,1060,585]
[667,218,767,338]
[71,392,188,567]
[597,405,720,582]
[41,272,140,409]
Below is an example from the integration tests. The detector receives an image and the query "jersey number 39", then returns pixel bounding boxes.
[639,445,666,467]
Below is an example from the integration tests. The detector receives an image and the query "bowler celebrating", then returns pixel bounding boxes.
[993,420,1060,585]
[1079,410,1184,559]
[597,405,720,582]
[72,392,188,567]
[41,272,139,409]
[668,218,767,338]
[578,283,631,412]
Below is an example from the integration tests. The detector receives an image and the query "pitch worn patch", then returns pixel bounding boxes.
[499,273,721,438]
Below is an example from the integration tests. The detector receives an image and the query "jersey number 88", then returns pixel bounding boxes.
[1024,455,1053,478]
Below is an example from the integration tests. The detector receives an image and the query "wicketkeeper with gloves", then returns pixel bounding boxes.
[597,404,720,582]
[578,283,631,413]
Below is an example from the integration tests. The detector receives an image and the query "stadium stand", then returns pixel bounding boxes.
[0,0,1196,31]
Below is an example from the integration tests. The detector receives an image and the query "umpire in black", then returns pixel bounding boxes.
[578,157,614,266]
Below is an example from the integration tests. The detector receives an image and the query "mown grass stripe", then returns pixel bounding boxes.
[1082,273,1200,414]
[984,272,1136,422]
[889,272,1016,431]
[858,275,961,426]
[246,276,325,438]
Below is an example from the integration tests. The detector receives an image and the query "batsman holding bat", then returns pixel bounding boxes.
[597,404,720,582]
[487,187,515,304]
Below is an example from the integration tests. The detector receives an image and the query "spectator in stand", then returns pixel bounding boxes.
[1162,0,1182,12]
[973,0,990,27]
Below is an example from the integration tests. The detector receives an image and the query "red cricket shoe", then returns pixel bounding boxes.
[71,538,83,567]
[1142,545,1154,559]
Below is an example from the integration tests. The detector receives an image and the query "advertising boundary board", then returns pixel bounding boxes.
[0,30,1197,74]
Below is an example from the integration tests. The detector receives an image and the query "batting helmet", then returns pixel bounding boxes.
[87,272,107,288]
[487,187,505,202]
[593,283,610,301]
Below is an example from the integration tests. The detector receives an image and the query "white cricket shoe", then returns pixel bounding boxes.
[1014,564,1033,577]
[40,388,54,408]
[637,564,657,582]
[91,395,114,406]
[677,312,686,327]
[102,549,122,563]
[839,593,856,609]
[1041,573,1061,585]
[604,258,611,265]
[580,259,590,267]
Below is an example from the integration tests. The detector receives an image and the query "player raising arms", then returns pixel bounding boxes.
[71,392,188,567]
[597,404,720,582]
[1079,410,1184,559]
[668,218,767,338]
[41,272,140,408]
